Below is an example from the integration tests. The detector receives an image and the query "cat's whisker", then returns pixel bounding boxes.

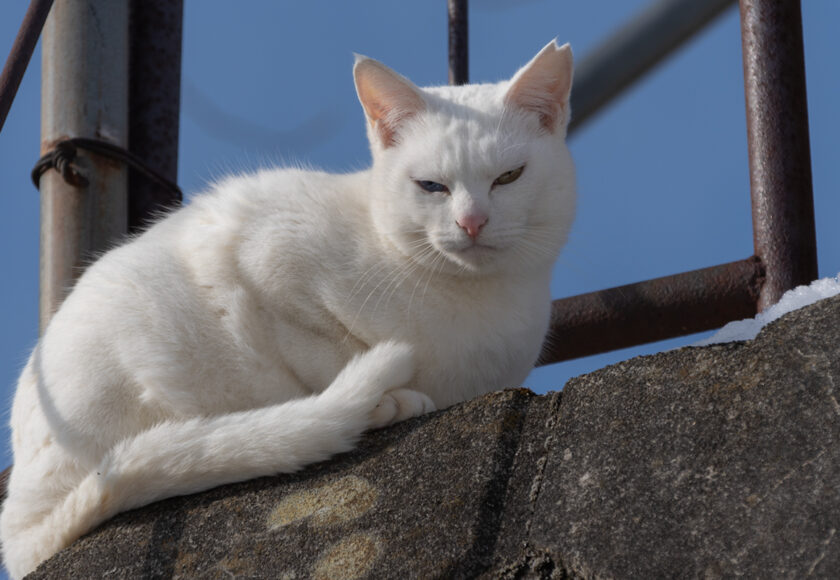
[406,266,427,320]
[420,251,447,308]
[343,261,408,341]
[348,243,437,335]
[373,258,422,313]
[378,244,441,312]
[346,232,433,303]
[512,239,558,268]
[345,256,405,306]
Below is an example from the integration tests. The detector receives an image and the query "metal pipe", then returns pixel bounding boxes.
[739,0,817,310]
[0,0,54,134]
[39,0,129,333]
[538,257,764,365]
[569,0,735,134]
[448,0,468,85]
[0,466,8,503]
[128,0,183,232]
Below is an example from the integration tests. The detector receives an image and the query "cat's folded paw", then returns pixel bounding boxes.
[369,388,436,430]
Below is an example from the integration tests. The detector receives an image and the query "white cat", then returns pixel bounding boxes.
[1,40,575,578]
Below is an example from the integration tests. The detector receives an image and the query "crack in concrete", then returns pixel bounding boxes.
[524,392,563,538]
[748,448,829,509]
[807,528,835,576]
[793,347,840,416]
[440,391,532,578]
[494,545,568,580]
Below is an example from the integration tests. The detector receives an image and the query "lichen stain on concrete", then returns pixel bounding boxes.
[312,533,380,580]
[268,475,379,530]
[173,550,198,575]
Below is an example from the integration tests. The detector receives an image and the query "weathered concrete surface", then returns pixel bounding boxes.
[28,295,840,578]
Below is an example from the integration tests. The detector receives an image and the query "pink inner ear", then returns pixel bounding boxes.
[355,60,426,148]
[507,83,562,131]
[504,42,573,133]
[372,104,419,148]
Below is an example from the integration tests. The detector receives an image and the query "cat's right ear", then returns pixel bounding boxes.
[505,40,574,134]
[354,56,426,149]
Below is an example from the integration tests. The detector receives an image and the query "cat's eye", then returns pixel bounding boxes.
[493,166,525,186]
[415,180,449,194]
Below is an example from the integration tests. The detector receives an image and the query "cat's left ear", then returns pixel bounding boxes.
[505,40,574,133]
[354,56,426,148]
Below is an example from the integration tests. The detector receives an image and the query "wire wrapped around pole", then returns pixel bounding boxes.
[31,137,182,199]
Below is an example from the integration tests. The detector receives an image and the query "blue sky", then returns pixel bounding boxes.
[1,0,838,481]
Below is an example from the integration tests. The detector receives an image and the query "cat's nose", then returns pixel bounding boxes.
[456,213,488,239]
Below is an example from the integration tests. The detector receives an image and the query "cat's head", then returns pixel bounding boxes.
[354,40,576,277]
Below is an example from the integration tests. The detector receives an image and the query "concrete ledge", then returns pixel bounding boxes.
[29,295,840,579]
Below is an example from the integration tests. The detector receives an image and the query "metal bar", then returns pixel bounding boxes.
[128,0,183,233]
[448,0,468,85]
[39,0,129,333]
[740,0,817,310]
[569,0,735,134]
[0,466,7,504]
[0,0,54,133]
[538,257,764,365]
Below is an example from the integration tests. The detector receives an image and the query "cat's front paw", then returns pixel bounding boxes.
[369,388,436,430]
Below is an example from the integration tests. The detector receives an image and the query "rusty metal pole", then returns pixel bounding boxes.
[740,0,817,310]
[39,1,129,333]
[448,0,468,85]
[539,257,763,364]
[128,0,183,232]
[0,0,54,133]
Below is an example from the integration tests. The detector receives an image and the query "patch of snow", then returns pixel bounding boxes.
[695,274,840,345]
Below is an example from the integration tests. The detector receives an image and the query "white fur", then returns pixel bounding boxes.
[1,40,576,578]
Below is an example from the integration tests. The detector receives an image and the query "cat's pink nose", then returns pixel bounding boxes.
[456,213,488,239]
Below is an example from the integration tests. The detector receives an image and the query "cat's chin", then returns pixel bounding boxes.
[441,244,503,274]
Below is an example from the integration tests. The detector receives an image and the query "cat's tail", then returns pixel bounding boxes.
[1,341,416,580]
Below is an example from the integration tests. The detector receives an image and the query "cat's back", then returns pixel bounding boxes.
[69,165,371,293]
[49,165,373,348]
[191,166,369,233]
[177,166,371,265]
